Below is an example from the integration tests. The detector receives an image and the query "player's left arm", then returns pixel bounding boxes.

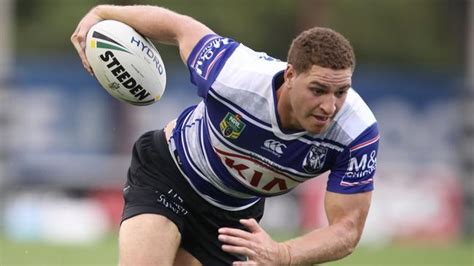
[218,191,371,265]
[283,190,372,264]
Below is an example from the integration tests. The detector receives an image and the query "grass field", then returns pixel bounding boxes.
[0,234,473,266]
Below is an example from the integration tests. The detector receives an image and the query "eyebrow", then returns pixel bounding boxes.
[310,81,351,90]
[310,81,329,89]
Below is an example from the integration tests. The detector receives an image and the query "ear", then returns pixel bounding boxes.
[284,64,297,89]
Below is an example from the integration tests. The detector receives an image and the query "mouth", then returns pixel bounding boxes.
[311,114,332,128]
[314,115,329,121]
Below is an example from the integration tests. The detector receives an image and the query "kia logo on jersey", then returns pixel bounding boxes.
[214,147,302,194]
[302,145,328,173]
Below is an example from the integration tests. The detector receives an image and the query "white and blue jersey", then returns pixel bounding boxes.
[169,34,379,211]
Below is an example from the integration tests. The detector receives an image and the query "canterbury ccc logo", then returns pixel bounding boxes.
[263,139,287,154]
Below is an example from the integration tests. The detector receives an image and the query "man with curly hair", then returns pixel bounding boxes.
[72,4,379,265]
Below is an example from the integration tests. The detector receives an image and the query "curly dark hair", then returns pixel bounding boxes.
[287,27,355,73]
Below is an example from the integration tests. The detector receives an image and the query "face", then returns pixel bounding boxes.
[282,64,352,134]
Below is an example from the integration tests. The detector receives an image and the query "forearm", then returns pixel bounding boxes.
[89,5,213,63]
[92,5,186,45]
[283,221,360,265]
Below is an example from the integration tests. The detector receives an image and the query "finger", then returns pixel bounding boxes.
[221,244,256,258]
[72,37,91,72]
[81,49,94,76]
[71,36,86,61]
[218,228,253,240]
[71,24,94,75]
[239,218,261,233]
[233,261,257,266]
[218,234,251,247]
[77,47,93,75]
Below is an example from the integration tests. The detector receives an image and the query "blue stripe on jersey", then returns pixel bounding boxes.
[173,105,197,133]
[204,93,340,179]
[326,123,379,194]
[176,33,379,206]
[208,88,272,128]
[203,113,304,196]
[187,34,240,98]
[201,115,275,196]
[206,118,312,182]
[172,107,260,207]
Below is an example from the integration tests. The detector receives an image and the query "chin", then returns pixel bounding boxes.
[306,124,329,134]
[306,127,324,134]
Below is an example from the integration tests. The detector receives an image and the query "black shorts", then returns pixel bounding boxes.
[122,129,265,265]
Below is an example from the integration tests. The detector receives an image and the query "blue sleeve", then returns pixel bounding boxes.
[327,123,380,194]
[187,34,240,98]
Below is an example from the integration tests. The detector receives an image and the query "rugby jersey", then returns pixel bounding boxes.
[169,34,379,211]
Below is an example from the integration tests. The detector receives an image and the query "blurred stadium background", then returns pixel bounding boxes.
[0,0,473,265]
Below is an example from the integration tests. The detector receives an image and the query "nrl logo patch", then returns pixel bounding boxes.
[302,145,328,174]
[220,113,246,139]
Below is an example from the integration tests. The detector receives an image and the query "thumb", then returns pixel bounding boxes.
[240,218,261,233]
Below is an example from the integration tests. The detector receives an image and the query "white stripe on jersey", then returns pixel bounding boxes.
[206,110,311,181]
[207,89,273,131]
[169,135,258,211]
[179,107,257,200]
[174,39,378,209]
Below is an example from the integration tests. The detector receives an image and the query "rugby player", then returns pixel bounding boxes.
[71,4,379,265]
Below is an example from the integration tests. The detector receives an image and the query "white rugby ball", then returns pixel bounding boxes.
[85,20,166,106]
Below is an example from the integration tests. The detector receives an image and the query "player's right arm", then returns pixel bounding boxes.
[71,5,214,74]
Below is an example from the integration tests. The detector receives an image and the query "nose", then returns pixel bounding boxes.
[319,94,337,115]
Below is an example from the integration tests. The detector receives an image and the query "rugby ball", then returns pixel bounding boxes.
[85,20,166,106]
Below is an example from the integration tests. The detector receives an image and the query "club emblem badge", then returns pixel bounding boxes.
[219,113,246,139]
[302,145,328,173]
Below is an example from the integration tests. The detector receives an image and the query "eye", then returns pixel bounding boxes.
[335,88,349,98]
[311,87,325,95]
[335,90,347,98]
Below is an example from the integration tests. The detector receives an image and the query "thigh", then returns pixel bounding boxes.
[174,248,202,266]
[119,213,181,266]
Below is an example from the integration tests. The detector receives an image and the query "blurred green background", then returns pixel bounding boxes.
[13,0,465,69]
[1,0,473,265]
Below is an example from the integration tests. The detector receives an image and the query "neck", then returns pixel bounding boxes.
[276,84,295,130]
